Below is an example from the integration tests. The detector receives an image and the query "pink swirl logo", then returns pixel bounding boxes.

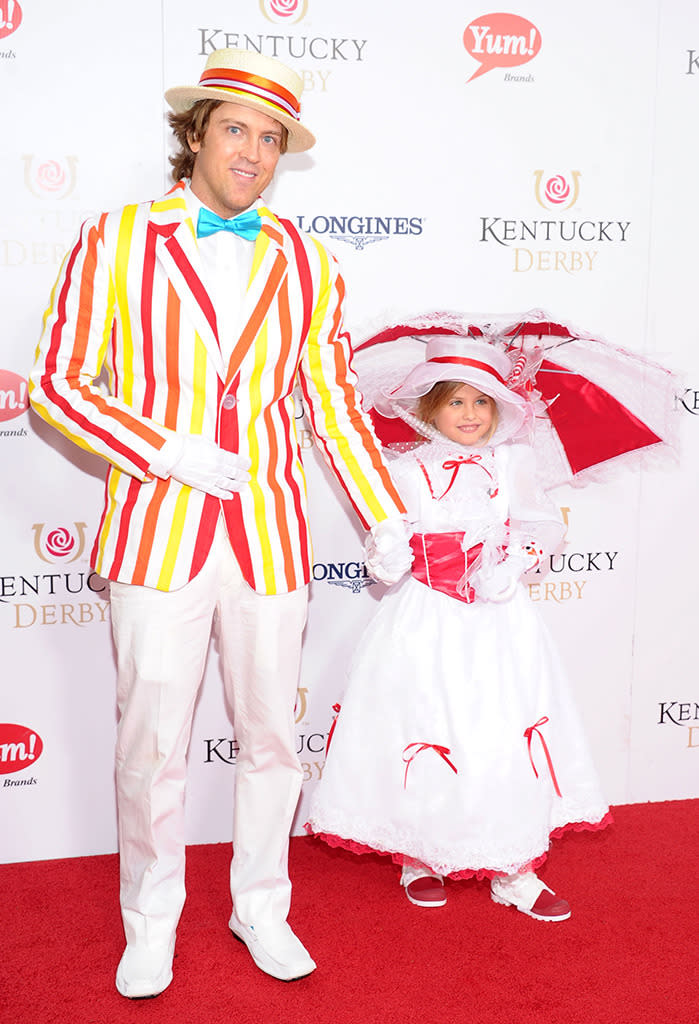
[270,0,297,15]
[534,170,581,210]
[45,528,76,558]
[544,175,570,205]
[32,522,88,563]
[259,0,307,23]
[35,161,67,193]
[23,155,78,199]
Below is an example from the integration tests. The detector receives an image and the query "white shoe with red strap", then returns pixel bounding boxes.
[490,871,571,921]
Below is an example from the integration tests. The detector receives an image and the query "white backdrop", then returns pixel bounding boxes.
[1,0,697,863]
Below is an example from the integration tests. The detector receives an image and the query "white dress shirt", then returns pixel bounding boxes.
[184,184,259,366]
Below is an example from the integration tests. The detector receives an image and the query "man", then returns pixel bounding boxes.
[30,48,411,999]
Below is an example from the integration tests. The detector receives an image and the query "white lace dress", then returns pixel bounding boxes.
[306,439,610,878]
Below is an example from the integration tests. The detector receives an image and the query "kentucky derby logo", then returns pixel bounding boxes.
[0,370,28,422]
[0,0,22,39]
[463,13,541,82]
[259,0,308,24]
[32,523,88,564]
[534,171,581,211]
[23,155,78,199]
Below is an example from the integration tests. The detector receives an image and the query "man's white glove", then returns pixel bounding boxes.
[472,540,542,603]
[364,517,414,586]
[151,435,251,500]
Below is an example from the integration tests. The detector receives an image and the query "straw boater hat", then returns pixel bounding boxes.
[375,336,531,445]
[165,48,315,153]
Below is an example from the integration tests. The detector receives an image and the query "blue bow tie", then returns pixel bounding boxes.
[196,207,262,241]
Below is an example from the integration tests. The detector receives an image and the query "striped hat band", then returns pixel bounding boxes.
[199,67,301,120]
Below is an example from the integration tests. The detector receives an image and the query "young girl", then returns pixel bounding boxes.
[306,335,610,919]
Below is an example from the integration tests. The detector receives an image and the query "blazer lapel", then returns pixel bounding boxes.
[148,186,226,379]
[224,207,290,385]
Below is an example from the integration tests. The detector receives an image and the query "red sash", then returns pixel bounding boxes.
[409,532,484,604]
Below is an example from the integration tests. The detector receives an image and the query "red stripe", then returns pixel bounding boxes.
[428,355,507,385]
[165,235,219,341]
[108,477,141,579]
[217,376,256,588]
[189,495,220,580]
[280,218,313,341]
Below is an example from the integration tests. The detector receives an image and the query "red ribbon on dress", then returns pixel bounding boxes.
[524,717,562,797]
[402,742,458,789]
[326,703,341,755]
[417,454,496,501]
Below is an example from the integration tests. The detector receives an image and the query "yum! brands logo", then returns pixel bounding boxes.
[0,0,22,39]
[0,723,43,776]
[259,0,308,24]
[463,13,541,82]
[0,370,29,422]
[32,523,88,564]
[23,155,78,200]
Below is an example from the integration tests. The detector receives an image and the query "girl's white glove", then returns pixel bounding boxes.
[472,540,543,603]
[364,517,414,585]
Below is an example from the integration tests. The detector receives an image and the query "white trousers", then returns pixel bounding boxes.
[110,521,308,952]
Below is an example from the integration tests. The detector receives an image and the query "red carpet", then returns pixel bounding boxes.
[1,800,696,1024]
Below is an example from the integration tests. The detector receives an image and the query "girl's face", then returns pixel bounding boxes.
[432,382,495,446]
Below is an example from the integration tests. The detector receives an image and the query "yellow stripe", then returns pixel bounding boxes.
[157,487,192,590]
[114,206,138,406]
[96,469,121,570]
[190,333,208,432]
[152,192,188,215]
[245,320,276,591]
[250,229,272,283]
[305,240,387,523]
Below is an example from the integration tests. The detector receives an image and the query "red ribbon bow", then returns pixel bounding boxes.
[524,716,562,797]
[402,742,458,789]
[417,455,496,501]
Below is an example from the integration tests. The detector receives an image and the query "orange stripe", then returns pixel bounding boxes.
[131,478,170,586]
[164,283,181,428]
[226,252,287,382]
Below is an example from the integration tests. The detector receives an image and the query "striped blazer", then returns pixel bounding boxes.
[30,182,405,594]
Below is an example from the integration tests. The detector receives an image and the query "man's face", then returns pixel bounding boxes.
[189,101,283,218]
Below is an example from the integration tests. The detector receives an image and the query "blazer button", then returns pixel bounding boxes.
[222,394,237,410]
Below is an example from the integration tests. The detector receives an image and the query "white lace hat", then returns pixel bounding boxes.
[165,48,315,153]
[375,335,531,444]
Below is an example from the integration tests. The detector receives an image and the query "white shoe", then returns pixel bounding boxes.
[229,909,316,981]
[490,872,571,921]
[115,937,175,998]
